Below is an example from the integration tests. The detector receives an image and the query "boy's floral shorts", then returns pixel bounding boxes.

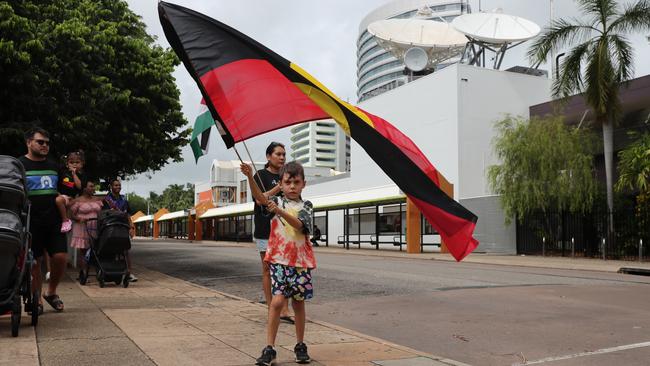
[269,263,313,301]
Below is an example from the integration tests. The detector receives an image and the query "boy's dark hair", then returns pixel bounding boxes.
[264,141,285,168]
[279,161,305,181]
[24,127,49,142]
[109,178,120,186]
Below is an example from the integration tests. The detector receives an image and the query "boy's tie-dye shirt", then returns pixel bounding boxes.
[264,196,316,269]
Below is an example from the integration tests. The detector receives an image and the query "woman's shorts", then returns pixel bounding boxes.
[269,263,313,301]
[255,238,268,252]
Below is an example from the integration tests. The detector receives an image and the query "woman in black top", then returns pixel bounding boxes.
[242,142,292,322]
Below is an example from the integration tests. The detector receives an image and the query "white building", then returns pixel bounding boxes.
[357,0,467,102]
[289,119,350,172]
[195,160,342,207]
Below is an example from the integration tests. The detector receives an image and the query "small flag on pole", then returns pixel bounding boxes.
[190,103,213,162]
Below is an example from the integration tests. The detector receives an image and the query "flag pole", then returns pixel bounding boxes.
[233,143,267,193]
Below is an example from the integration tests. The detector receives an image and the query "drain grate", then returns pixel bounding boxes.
[618,267,650,276]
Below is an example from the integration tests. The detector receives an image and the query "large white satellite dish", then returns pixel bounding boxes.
[452,12,540,43]
[367,18,467,71]
[451,11,541,69]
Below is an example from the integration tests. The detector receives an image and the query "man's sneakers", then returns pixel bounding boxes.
[294,342,311,364]
[60,219,72,233]
[255,345,276,366]
[127,273,138,282]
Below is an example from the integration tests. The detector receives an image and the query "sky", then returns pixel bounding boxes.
[123,0,650,197]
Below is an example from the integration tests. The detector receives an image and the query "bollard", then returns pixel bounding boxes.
[571,237,575,257]
[542,237,546,257]
[640,239,644,263]
[602,238,606,261]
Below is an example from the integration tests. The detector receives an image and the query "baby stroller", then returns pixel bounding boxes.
[78,209,131,288]
[0,155,38,336]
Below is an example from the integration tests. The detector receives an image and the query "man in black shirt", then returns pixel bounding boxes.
[19,127,67,313]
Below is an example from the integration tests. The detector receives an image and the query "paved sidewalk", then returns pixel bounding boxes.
[1,266,468,366]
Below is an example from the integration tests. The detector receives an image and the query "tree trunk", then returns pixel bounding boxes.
[602,119,615,242]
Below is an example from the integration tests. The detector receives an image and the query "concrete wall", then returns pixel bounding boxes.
[457,65,550,252]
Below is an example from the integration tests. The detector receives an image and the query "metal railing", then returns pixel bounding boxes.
[516,209,649,261]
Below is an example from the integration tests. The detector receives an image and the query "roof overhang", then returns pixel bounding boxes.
[157,210,188,222]
[530,74,650,125]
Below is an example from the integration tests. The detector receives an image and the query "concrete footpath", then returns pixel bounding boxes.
[304,244,650,273]
[0,265,468,366]
[162,239,650,273]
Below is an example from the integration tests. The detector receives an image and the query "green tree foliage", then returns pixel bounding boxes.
[488,116,598,224]
[0,0,189,179]
[126,192,148,214]
[616,133,650,195]
[148,183,194,212]
[527,0,650,223]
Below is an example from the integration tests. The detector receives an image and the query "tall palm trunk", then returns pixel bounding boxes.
[602,119,615,243]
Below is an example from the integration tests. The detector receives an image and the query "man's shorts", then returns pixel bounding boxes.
[30,221,67,258]
[255,238,268,252]
[269,263,313,301]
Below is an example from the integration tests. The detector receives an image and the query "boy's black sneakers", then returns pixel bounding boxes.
[255,345,276,366]
[294,342,311,364]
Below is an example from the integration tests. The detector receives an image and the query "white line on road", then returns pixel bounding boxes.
[513,341,650,365]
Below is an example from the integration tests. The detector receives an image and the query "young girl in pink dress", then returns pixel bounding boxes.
[70,180,103,270]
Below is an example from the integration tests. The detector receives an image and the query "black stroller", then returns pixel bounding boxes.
[0,155,38,336]
[78,209,131,288]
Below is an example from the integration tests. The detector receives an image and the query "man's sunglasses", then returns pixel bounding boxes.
[33,139,50,146]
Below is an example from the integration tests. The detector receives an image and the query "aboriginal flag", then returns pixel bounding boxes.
[159,2,479,261]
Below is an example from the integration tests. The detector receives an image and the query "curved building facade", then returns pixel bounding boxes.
[357,0,468,102]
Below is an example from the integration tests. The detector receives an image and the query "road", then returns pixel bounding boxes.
[130,240,650,366]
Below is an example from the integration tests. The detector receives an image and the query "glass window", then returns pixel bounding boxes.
[316,140,335,145]
[239,180,247,203]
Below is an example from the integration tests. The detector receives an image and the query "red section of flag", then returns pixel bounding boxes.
[199,59,328,142]
[409,195,479,261]
[363,111,441,187]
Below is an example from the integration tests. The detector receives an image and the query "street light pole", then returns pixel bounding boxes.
[549,0,555,81]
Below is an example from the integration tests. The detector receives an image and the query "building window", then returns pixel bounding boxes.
[239,180,248,203]
[214,186,236,205]
[293,149,309,158]
[316,157,335,162]
[292,140,309,150]
[316,131,335,136]
[316,140,335,145]
[316,148,335,153]
[298,157,310,164]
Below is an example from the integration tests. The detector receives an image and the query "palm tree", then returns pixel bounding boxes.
[528,0,650,239]
[616,132,650,196]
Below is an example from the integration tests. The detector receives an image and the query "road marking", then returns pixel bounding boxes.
[513,341,650,365]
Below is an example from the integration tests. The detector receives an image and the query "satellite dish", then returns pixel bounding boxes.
[451,12,540,43]
[404,47,428,71]
[451,11,541,69]
[367,19,467,70]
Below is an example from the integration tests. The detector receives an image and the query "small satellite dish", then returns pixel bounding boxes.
[404,47,428,71]
[451,12,540,44]
[367,19,467,70]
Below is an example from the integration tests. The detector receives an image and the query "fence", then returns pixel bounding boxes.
[517,209,649,261]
